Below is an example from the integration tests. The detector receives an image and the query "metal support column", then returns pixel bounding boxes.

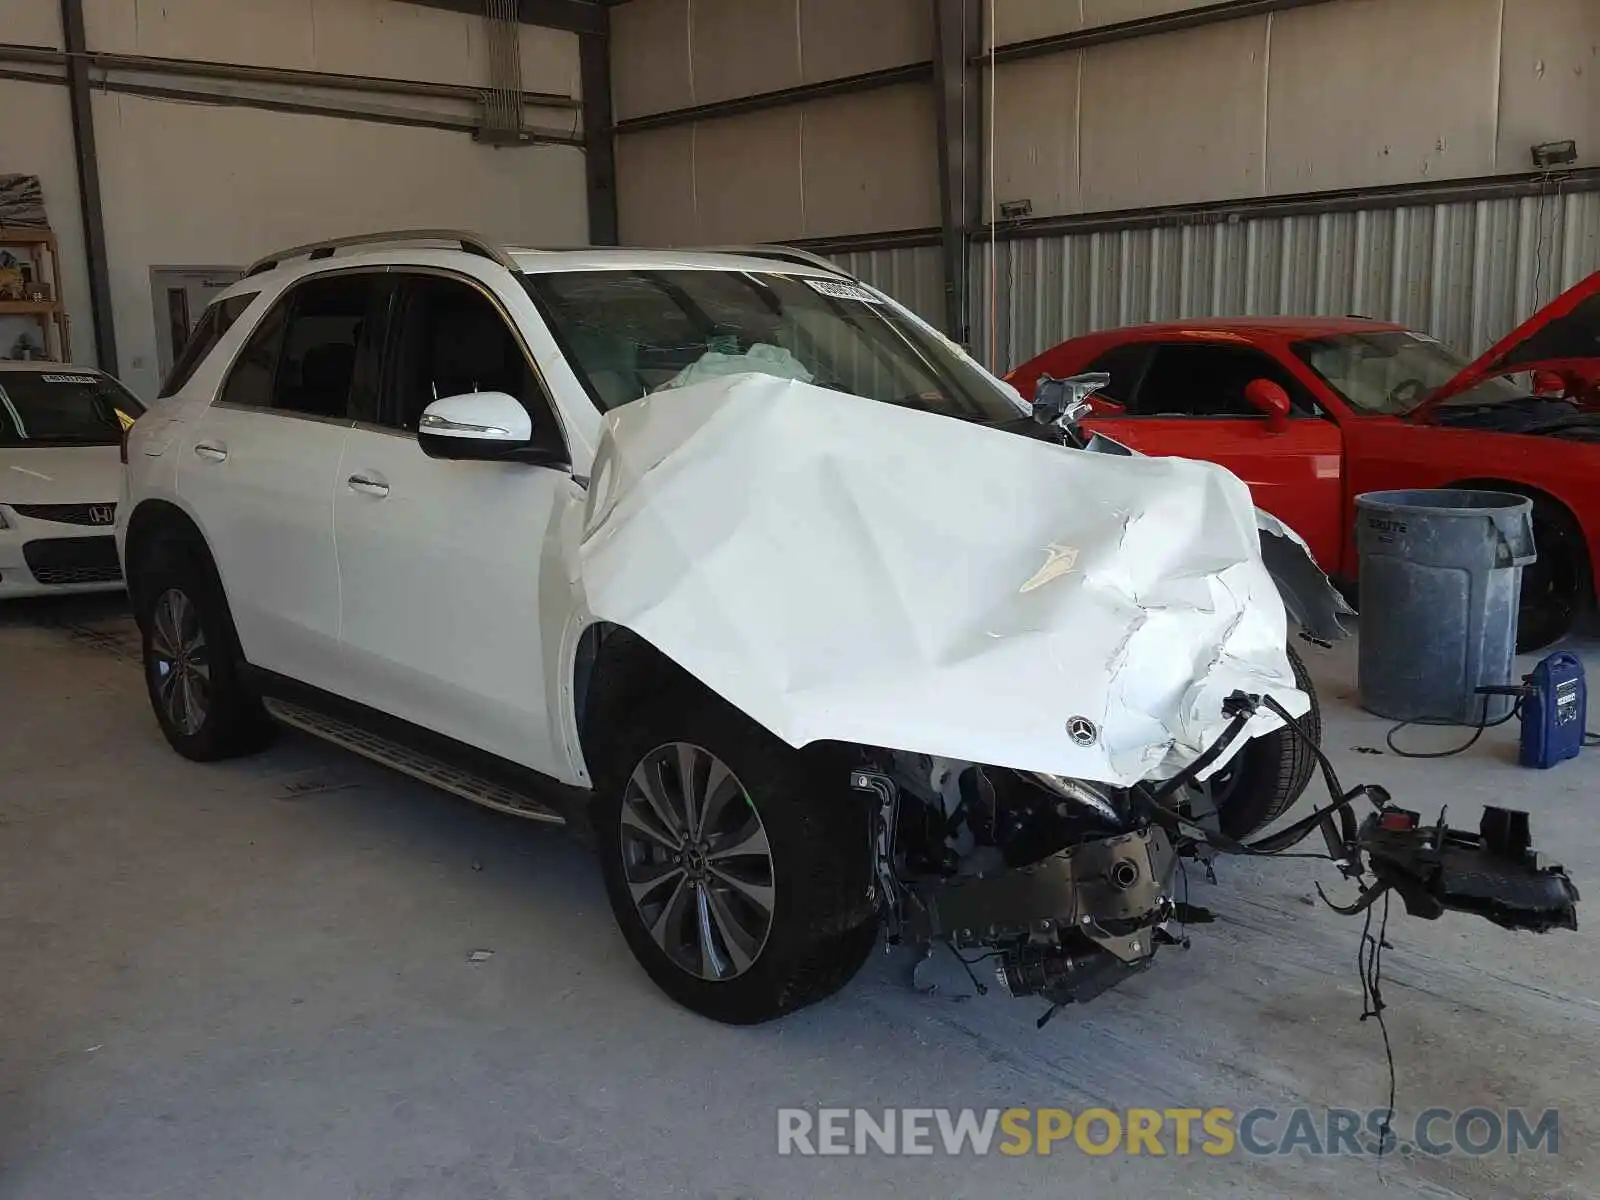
[578,14,618,246]
[59,0,118,373]
[931,0,982,343]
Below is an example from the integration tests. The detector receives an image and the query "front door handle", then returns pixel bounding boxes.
[347,473,390,498]
[193,440,228,463]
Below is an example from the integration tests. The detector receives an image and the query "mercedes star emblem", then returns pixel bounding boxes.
[1066,715,1099,747]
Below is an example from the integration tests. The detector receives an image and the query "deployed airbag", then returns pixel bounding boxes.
[578,374,1310,787]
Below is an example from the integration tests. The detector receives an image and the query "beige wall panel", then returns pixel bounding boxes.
[689,0,802,107]
[801,85,939,236]
[0,78,94,365]
[800,0,932,80]
[519,26,582,100]
[616,126,698,246]
[989,0,1084,48]
[91,93,587,397]
[988,0,1220,48]
[611,0,694,119]
[1268,0,1501,192]
[288,0,490,85]
[1083,0,1220,29]
[690,108,805,243]
[1079,18,1267,210]
[81,0,578,94]
[0,0,62,46]
[988,53,1081,217]
[85,0,319,71]
[1497,0,1600,171]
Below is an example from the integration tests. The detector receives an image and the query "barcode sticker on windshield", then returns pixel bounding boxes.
[40,374,98,384]
[801,277,883,304]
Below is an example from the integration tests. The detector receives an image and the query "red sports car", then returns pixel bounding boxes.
[1006,272,1600,650]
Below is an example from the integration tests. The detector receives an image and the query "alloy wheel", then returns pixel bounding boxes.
[619,742,775,982]
[148,587,211,736]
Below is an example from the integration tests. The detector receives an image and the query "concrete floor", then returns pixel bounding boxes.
[2,595,1598,1200]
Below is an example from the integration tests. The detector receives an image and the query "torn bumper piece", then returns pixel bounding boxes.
[1356,806,1580,932]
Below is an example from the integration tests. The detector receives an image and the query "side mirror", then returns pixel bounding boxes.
[1033,372,1110,427]
[418,391,536,461]
[1244,379,1292,433]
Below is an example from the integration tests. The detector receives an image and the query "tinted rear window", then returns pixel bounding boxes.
[0,371,146,446]
[158,292,258,398]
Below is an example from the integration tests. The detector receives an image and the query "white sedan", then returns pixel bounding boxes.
[0,361,144,598]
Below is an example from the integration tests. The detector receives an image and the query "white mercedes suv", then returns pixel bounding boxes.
[119,230,1329,1024]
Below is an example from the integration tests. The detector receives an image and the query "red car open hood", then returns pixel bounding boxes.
[1412,270,1600,421]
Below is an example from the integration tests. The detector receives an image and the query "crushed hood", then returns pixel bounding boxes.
[1414,269,1600,419]
[577,374,1309,788]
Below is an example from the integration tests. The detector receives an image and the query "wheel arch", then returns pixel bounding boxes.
[122,498,217,616]
[1443,476,1595,592]
[569,619,701,786]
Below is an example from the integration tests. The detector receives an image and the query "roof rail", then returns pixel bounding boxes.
[244,229,518,277]
[696,244,856,278]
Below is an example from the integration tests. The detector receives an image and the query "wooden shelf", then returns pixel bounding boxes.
[0,227,56,248]
[0,226,71,360]
[0,299,61,316]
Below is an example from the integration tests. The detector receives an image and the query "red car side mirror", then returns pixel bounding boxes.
[1244,379,1292,433]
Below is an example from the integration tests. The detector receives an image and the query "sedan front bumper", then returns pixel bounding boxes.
[0,506,125,598]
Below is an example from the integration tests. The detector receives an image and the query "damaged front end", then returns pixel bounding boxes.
[579,372,1580,1018]
[849,717,1580,1016]
[852,756,1180,1008]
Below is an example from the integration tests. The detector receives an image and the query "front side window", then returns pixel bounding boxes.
[524,269,1023,423]
[383,275,548,435]
[1082,343,1156,406]
[158,292,258,398]
[1293,330,1523,414]
[1131,343,1315,417]
[217,274,378,419]
[0,371,146,446]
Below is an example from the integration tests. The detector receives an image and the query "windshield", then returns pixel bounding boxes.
[1292,330,1524,414]
[524,269,1025,423]
[0,371,145,447]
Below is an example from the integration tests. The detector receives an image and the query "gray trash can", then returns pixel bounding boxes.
[1355,489,1537,724]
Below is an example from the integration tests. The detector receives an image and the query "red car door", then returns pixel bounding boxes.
[1079,340,1347,570]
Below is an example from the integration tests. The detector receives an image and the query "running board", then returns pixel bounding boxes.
[262,698,567,825]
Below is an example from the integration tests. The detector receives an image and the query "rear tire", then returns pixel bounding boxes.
[135,540,275,762]
[591,682,878,1024]
[1213,641,1321,840]
[1518,498,1588,653]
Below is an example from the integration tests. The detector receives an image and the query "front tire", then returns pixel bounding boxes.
[592,683,878,1024]
[136,544,275,762]
[1213,641,1322,840]
[1518,498,1588,653]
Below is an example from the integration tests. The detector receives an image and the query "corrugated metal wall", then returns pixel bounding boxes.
[972,189,1600,373]
[825,245,946,328]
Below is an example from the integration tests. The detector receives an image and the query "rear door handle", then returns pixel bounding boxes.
[193,440,228,463]
[347,473,390,498]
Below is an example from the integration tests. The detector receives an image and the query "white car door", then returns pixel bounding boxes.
[176,271,388,693]
[333,270,580,776]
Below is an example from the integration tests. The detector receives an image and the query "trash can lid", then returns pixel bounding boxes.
[1354,488,1533,517]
